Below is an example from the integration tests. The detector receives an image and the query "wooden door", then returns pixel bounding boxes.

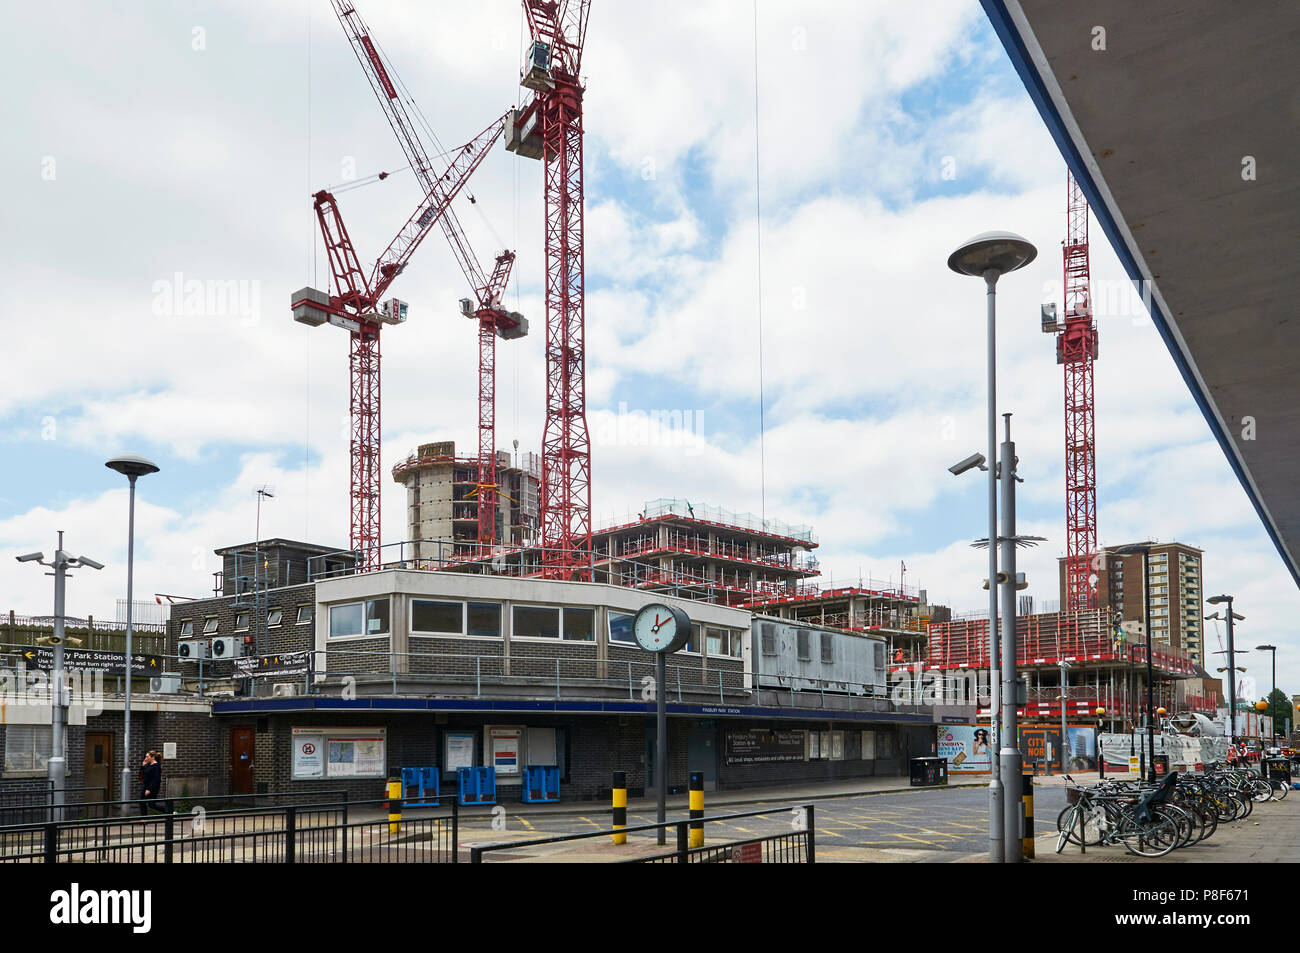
[84,732,113,804]
[230,726,256,794]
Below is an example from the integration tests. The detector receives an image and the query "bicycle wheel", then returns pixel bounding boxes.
[1160,804,1195,849]
[1122,813,1179,858]
[1055,805,1078,854]
[1250,779,1273,802]
[1269,778,1289,800]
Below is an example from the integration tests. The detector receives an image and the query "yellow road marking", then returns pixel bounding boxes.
[518,817,535,831]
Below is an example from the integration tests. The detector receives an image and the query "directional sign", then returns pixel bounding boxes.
[7,647,162,676]
[232,651,312,679]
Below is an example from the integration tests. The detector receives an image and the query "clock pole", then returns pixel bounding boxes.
[656,650,667,846]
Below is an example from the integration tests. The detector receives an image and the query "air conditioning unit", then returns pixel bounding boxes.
[272,683,298,698]
[210,636,242,659]
[150,674,181,695]
[178,640,208,661]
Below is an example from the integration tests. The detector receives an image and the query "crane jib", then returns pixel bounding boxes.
[359,34,398,100]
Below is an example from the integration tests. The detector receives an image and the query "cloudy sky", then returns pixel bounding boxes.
[3,2,1296,701]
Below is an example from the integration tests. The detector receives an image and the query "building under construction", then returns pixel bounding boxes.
[391,441,540,561]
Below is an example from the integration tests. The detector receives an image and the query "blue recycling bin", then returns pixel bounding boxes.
[457,766,497,805]
[401,766,440,806]
[521,765,560,803]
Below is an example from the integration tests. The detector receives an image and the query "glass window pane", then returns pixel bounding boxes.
[706,628,723,656]
[412,599,463,634]
[330,603,363,638]
[514,605,560,639]
[564,608,594,641]
[203,618,219,634]
[296,606,313,624]
[609,611,635,644]
[180,621,193,636]
[365,599,390,634]
[729,631,743,658]
[267,608,283,627]
[234,613,249,631]
[467,602,501,638]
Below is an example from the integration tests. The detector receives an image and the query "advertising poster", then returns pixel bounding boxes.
[937,725,994,773]
[444,731,476,772]
[292,727,385,779]
[489,727,521,775]
[1019,726,1099,771]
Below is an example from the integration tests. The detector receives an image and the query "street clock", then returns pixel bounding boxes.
[632,603,692,654]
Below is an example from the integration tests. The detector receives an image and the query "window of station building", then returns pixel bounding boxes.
[267,608,284,628]
[412,599,464,635]
[820,632,834,663]
[513,605,560,639]
[608,611,636,645]
[876,729,897,760]
[179,620,193,637]
[4,725,52,773]
[203,617,219,635]
[296,605,313,625]
[234,612,250,632]
[706,628,743,658]
[467,602,501,638]
[796,629,812,661]
[563,607,595,642]
[328,599,389,638]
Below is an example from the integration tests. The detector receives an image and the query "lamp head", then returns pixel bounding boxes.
[106,453,160,479]
[947,231,1037,278]
[1206,594,1231,605]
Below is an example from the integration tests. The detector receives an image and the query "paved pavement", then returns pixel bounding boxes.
[445,771,1103,863]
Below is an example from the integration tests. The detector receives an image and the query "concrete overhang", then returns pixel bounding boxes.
[980,1,1300,589]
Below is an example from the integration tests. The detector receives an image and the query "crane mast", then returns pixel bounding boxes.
[1045,170,1100,612]
[510,0,594,579]
[329,0,525,556]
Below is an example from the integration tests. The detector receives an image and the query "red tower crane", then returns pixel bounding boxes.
[508,0,593,578]
[292,107,509,570]
[298,1,523,566]
[327,0,526,558]
[1043,170,1099,611]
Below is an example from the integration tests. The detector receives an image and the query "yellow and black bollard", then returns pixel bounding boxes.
[387,777,403,834]
[1021,774,1034,859]
[689,772,704,849]
[612,771,627,845]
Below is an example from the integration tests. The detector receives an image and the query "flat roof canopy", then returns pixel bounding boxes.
[981,0,1300,588]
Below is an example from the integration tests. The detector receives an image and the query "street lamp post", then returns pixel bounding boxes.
[1256,644,1277,742]
[1207,595,1243,747]
[106,453,160,811]
[15,535,103,821]
[948,230,1037,864]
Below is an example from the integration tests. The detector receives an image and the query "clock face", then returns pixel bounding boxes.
[633,603,689,653]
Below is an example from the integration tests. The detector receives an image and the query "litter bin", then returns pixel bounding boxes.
[909,757,948,787]
[1264,757,1291,786]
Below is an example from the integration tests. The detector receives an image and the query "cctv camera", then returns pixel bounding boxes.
[75,556,105,571]
[15,552,44,563]
[948,453,987,476]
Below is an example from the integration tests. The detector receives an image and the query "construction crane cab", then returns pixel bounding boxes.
[379,298,408,326]
[521,40,554,91]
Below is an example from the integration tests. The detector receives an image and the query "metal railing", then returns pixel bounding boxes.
[0,795,462,864]
[469,804,815,864]
[316,646,749,702]
[0,787,348,828]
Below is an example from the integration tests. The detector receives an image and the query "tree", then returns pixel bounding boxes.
[1265,688,1292,741]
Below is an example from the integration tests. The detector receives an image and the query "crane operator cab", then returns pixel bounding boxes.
[521,40,554,91]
